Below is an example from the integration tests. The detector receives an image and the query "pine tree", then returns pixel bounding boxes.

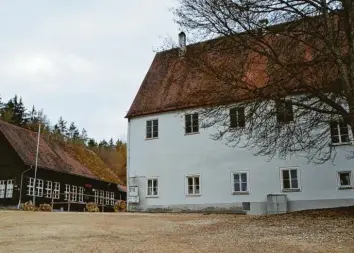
[68,122,78,139]
[109,138,115,150]
[79,128,88,145]
[98,139,109,149]
[57,117,67,137]
[87,138,97,148]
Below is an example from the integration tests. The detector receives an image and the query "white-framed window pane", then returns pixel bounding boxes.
[65,184,70,200]
[78,187,84,202]
[282,169,299,190]
[27,177,34,196]
[5,180,14,198]
[53,182,60,199]
[36,179,44,197]
[110,192,115,206]
[146,119,158,139]
[105,191,110,205]
[100,190,104,204]
[339,172,351,187]
[71,186,77,202]
[94,190,99,204]
[0,180,5,198]
[187,175,200,195]
[147,179,158,196]
[45,181,52,198]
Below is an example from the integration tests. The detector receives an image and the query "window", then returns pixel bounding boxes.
[330,121,350,144]
[110,192,115,206]
[45,181,52,198]
[36,179,44,197]
[146,178,158,197]
[281,168,300,191]
[230,107,245,128]
[338,171,352,188]
[146,119,158,139]
[186,175,201,195]
[5,180,14,198]
[276,100,294,124]
[94,189,99,204]
[0,180,5,198]
[232,172,249,193]
[64,184,70,200]
[71,186,77,202]
[185,113,199,134]
[100,190,104,204]
[53,182,60,199]
[105,191,110,205]
[27,177,34,196]
[78,187,84,202]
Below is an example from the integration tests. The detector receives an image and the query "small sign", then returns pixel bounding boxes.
[127,196,139,203]
[85,184,92,188]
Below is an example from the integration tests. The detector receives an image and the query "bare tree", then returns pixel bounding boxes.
[172,0,354,163]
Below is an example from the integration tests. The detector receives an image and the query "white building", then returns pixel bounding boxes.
[125,33,354,215]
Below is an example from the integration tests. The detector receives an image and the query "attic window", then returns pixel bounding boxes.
[276,100,293,124]
[230,107,245,128]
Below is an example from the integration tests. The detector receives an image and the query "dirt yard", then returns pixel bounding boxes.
[0,208,354,253]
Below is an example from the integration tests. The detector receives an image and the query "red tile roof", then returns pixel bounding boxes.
[125,33,337,118]
[0,120,121,183]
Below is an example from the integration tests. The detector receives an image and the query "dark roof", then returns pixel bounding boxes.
[0,120,122,184]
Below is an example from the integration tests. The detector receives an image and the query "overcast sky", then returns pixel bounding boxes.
[0,0,178,142]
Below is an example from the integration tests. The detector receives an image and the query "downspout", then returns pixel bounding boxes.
[17,166,33,209]
[127,118,131,211]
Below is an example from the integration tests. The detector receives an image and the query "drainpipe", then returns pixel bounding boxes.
[33,124,41,206]
[17,166,33,209]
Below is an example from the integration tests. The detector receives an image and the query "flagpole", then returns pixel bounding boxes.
[33,124,41,206]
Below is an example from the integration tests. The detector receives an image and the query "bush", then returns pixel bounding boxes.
[86,202,99,212]
[114,200,127,212]
[39,204,52,212]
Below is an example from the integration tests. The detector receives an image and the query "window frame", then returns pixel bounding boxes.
[64,184,71,200]
[27,177,34,196]
[146,178,159,197]
[110,192,115,206]
[99,190,104,205]
[0,180,5,198]
[36,179,44,197]
[71,186,77,202]
[5,179,14,198]
[231,171,250,195]
[146,119,159,139]
[280,167,301,192]
[275,100,294,124]
[330,121,351,145]
[45,181,52,199]
[185,174,201,196]
[229,107,245,128]
[94,189,99,204]
[53,182,60,199]
[105,191,110,205]
[337,171,352,189]
[185,113,199,134]
[78,187,84,202]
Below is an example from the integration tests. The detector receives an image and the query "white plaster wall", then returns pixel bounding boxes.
[127,110,354,213]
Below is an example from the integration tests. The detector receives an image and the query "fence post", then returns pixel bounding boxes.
[51,189,54,212]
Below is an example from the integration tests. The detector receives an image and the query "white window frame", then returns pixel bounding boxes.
[5,180,14,198]
[64,184,70,200]
[27,177,34,196]
[330,121,350,145]
[36,179,44,197]
[231,171,249,194]
[146,119,159,139]
[71,186,77,202]
[105,191,110,205]
[146,178,159,197]
[185,113,199,134]
[45,181,52,198]
[53,182,60,199]
[280,168,301,192]
[78,187,84,202]
[99,190,104,204]
[0,180,5,198]
[94,189,99,204]
[337,171,352,189]
[186,174,201,196]
[110,192,115,206]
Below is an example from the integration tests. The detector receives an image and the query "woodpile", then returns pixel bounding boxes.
[114,200,127,212]
[86,202,99,212]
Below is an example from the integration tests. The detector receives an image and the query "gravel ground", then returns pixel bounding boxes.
[0,208,354,253]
